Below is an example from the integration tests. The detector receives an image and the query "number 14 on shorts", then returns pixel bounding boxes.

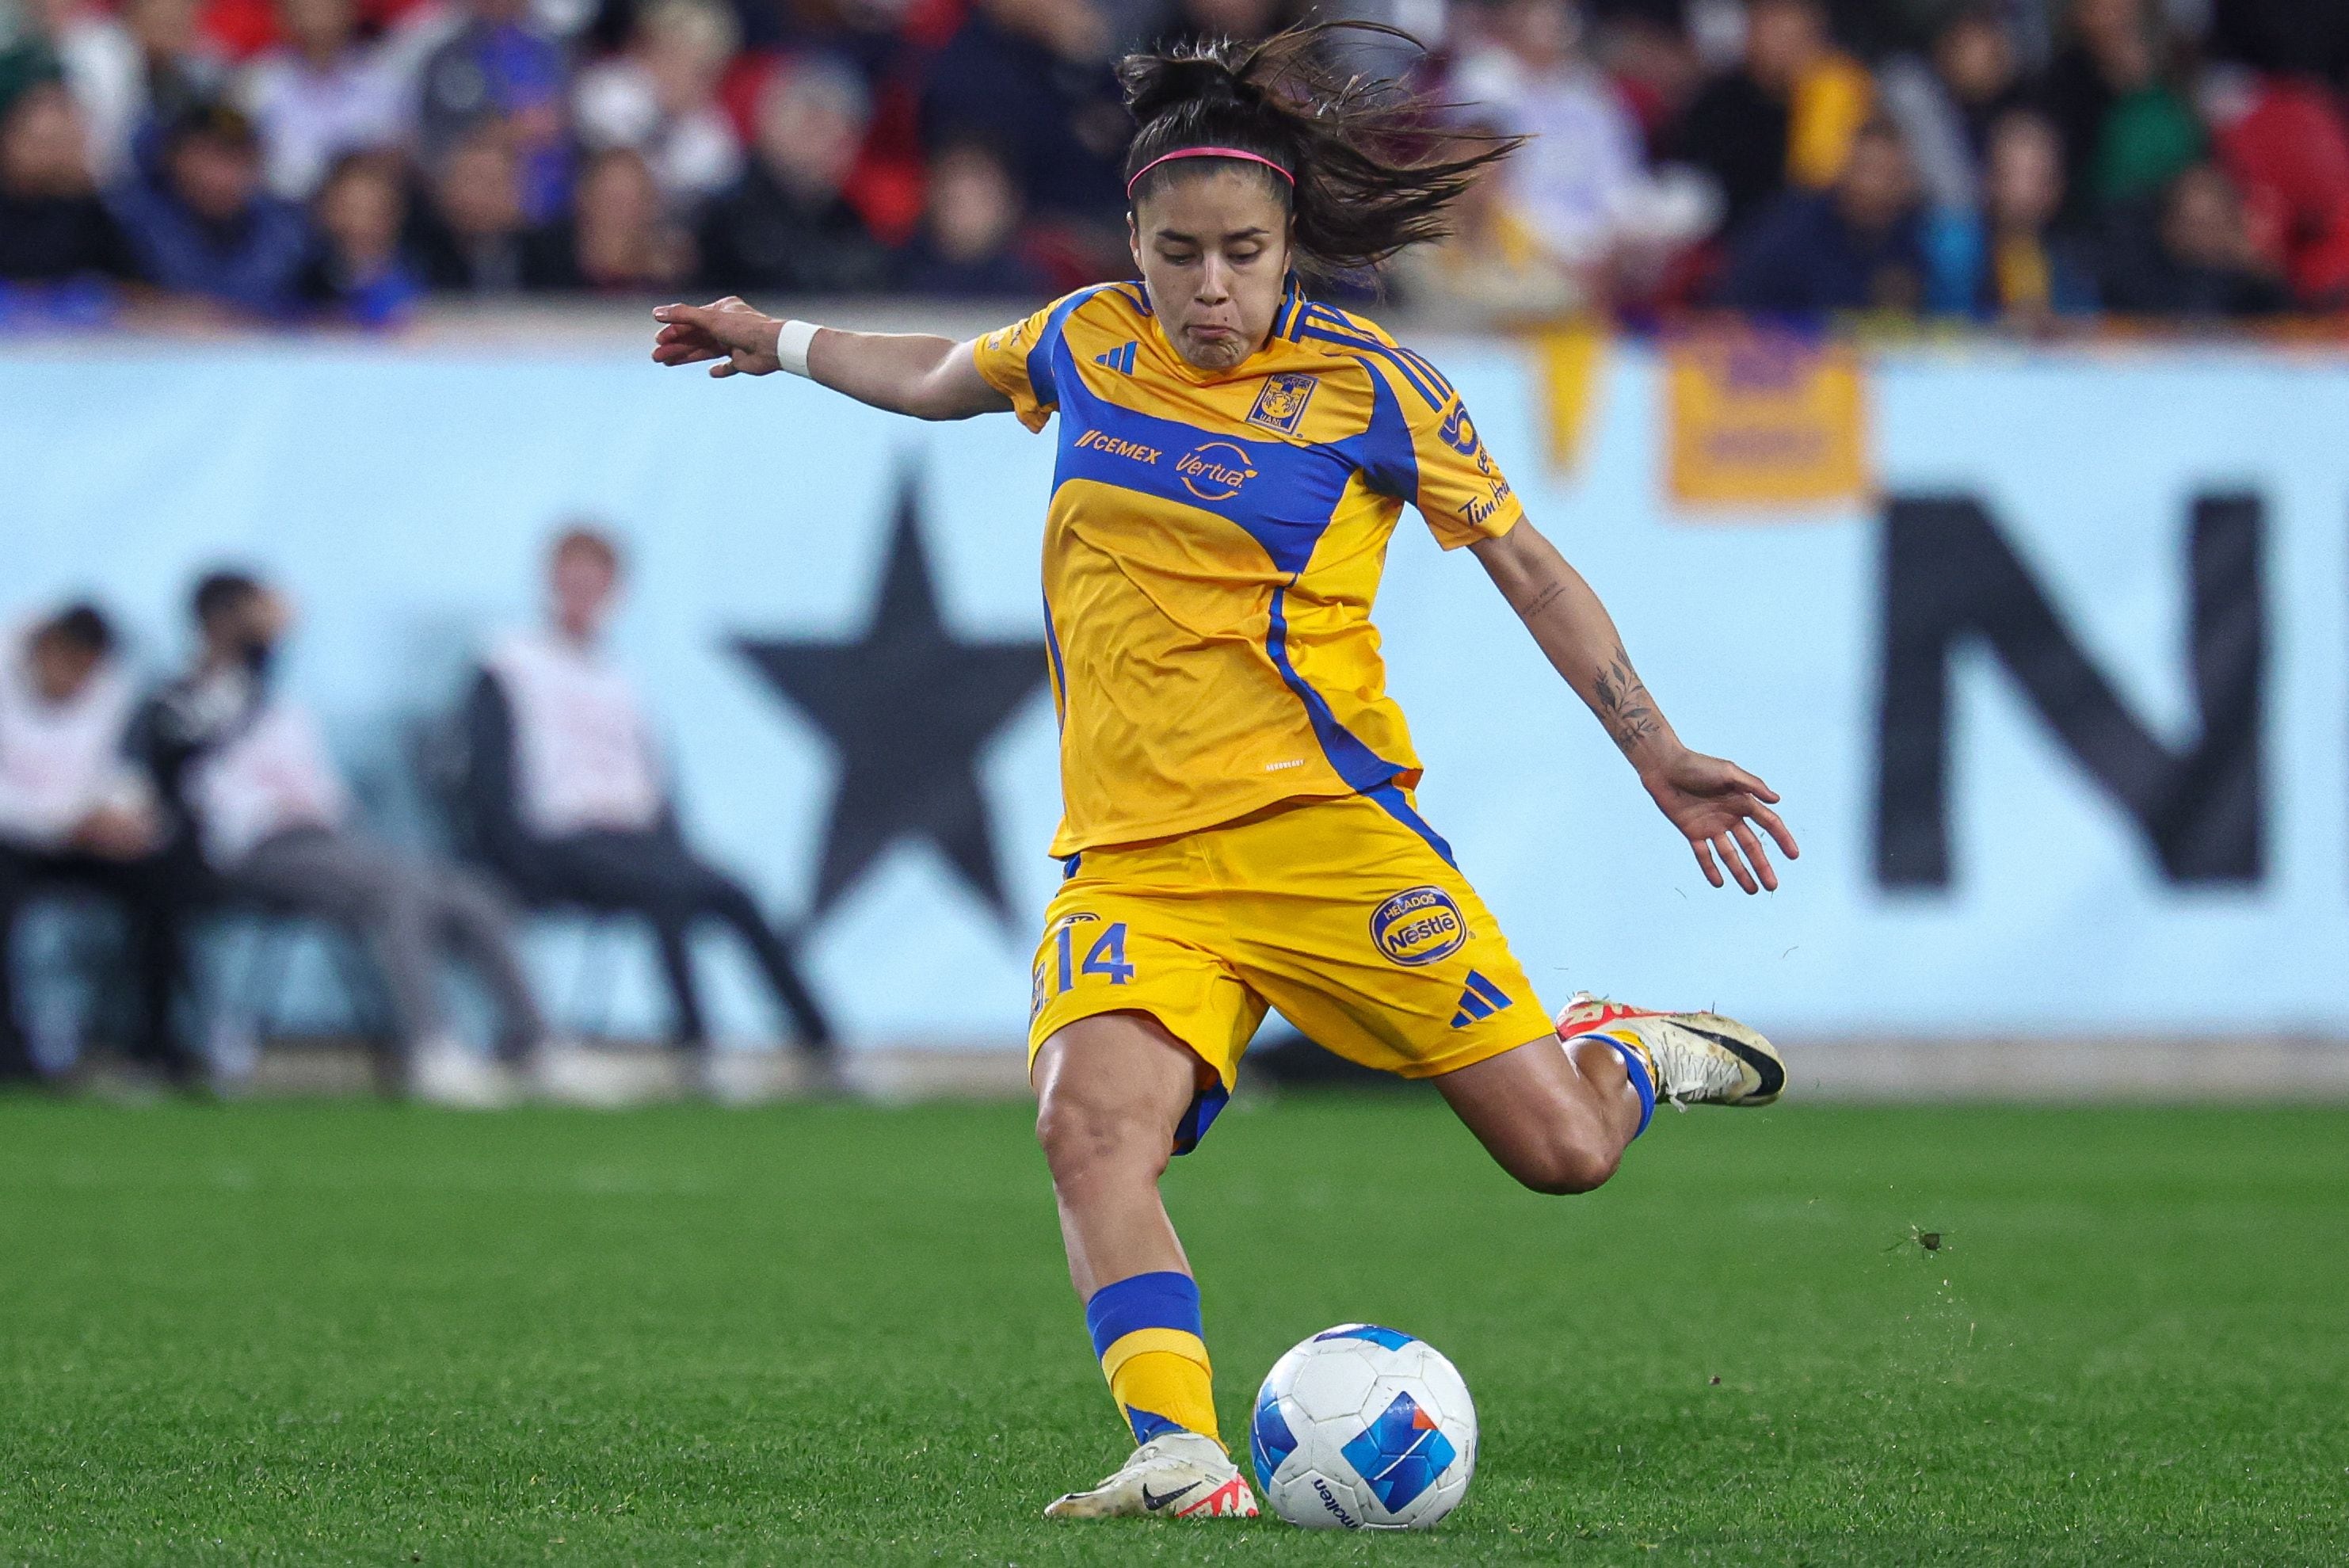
[1032,914,1135,1017]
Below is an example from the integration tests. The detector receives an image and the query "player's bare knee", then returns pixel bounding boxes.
[1035,1093,1165,1190]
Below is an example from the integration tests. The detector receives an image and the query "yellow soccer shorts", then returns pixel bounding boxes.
[1026,784,1550,1152]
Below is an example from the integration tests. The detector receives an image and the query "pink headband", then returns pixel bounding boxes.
[1126,146,1295,200]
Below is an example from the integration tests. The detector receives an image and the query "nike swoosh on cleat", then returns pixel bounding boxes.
[1683,1025,1786,1100]
[1142,1482,1202,1512]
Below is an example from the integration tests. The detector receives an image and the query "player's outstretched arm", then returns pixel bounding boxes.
[650,297,1012,422]
[1471,519,1800,895]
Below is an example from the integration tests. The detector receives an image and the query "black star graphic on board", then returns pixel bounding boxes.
[735,471,1050,925]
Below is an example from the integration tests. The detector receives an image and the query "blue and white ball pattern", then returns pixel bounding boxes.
[1249,1324,1478,1530]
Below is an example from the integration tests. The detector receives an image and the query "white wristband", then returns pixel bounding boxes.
[775,319,819,378]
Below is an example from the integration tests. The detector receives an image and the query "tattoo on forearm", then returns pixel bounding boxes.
[1592,643,1662,753]
[1519,580,1568,621]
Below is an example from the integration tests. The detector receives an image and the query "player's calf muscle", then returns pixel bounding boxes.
[1437,1034,1635,1196]
[1460,1101,1623,1195]
[1512,1138,1623,1196]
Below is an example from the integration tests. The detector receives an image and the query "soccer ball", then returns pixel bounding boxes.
[1249,1324,1478,1530]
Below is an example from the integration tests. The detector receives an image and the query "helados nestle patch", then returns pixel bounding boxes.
[1370,886,1468,967]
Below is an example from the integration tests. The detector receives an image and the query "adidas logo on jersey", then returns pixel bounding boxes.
[1093,341,1138,375]
[1449,970,1515,1028]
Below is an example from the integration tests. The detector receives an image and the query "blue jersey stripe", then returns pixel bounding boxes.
[1264,586,1405,794]
[1298,308,1447,411]
[1305,320,1444,410]
[1029,283,1122,414]
[1393,344,1455,401]
[1274,282,1307,341]
[1348,366,1420,505]
[1363,780,1456,867]
[1042,589,1069,729]
[1306,305,1453,408]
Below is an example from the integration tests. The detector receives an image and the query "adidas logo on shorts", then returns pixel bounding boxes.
[1449,970,1514,1028]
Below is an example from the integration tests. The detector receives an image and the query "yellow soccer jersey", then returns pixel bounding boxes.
[973,279,1525,858]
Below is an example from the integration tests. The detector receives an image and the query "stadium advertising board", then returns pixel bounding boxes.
[3,339,2343,1043]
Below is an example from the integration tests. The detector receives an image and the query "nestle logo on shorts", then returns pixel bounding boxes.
[1176,441,1258,501]
[1370,885,1467,967]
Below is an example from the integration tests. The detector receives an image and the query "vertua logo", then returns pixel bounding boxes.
[1176,441,1258,501]
[1370,885,1467,967]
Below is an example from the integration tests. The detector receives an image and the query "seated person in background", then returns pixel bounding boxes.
[569,0,742,215]
[1448,0,1646,283]
[406,123,566,295]
[917,0,1128,223]
[233,0,401,202]
[1671,0,1874,239]
[1721,115,1928,315]
[0,606,191,1087]
[533,146,696,292]
[1925,109,2099,326]
[2041,0,2204,222]
[48,0,230,187]
[2098,161,2292,320]
[108,100,312,319]
[2199,66,2349,311]
[0,82,136,290]
[695,55,890,296]
[1875,2,2033,217]
[890,139,1050,299]
[143,571,554,1104]
[465,527,833,1070]
[412,0,569,223]
[296,148,420,326]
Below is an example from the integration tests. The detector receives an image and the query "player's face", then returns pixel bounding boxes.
[1130,167,1292,373]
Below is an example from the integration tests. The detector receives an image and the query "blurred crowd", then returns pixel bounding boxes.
[2,0,2348,327]
[0,531,833,1103]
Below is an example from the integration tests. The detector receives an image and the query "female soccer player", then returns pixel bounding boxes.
[653,23,1799,1522]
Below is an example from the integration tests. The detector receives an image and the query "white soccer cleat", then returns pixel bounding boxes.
[1556,993,1785,1108]
[1043,1431,1260,1521]
[407,1037,517,1109]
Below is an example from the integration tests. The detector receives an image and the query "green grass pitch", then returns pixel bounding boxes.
[2,1092,2343,1565]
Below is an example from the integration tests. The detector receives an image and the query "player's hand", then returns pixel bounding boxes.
[1638,747,1798,895]
[651,297,782,378]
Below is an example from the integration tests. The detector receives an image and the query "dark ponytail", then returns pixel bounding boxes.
[1116,21,1521,280]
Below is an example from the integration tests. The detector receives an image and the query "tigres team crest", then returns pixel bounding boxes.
[1248,372,1317,436]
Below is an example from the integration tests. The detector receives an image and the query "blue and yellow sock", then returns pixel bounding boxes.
[1570,1030,1657,1138]
[1084,1270,1218,1445]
